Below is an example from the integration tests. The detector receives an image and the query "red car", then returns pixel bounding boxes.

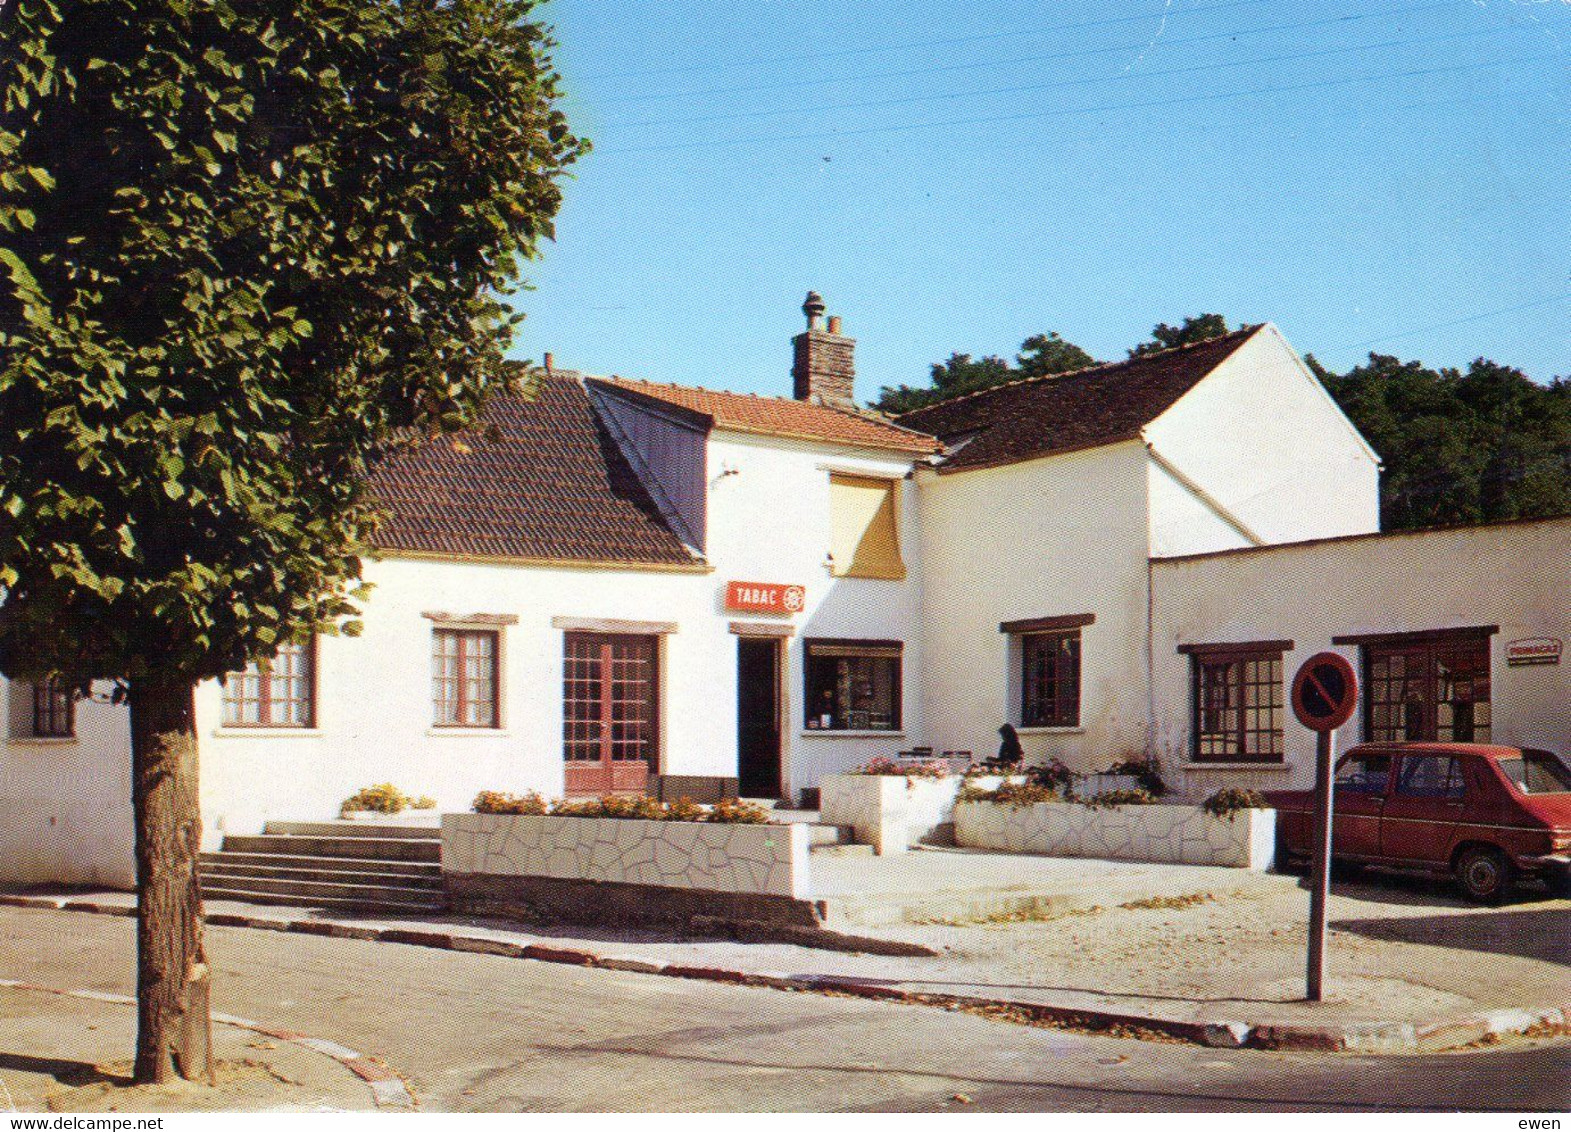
[1267,742,1571,902]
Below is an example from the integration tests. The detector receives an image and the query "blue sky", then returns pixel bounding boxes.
[510,0,1569,396]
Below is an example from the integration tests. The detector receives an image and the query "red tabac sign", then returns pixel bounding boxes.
[725,581,806,615]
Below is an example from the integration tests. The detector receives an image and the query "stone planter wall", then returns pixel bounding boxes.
[820,774,1016,854]
[441,812,811,898]
[955,800,1275,869]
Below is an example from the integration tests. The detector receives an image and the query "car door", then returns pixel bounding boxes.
[1332,750,1392,858]
[1380,752,1466,865]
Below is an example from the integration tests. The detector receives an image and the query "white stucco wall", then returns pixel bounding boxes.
[914,440,1154,774]
[1144,325,1381,557]
[705,431,924,794]
[0,681,135,888]
[1151,516,1570,796]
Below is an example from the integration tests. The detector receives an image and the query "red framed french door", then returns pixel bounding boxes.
[563,632,659,795]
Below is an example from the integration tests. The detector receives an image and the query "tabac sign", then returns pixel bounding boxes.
[1506,638,1563,667]
[725,581,806,615]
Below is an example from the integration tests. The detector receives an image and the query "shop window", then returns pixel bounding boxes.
[1339,629,1493,743]
[828,474,904,580]
[9,677,76,738]
[433,629,499,728]
[222,640,315,728]
[1022,631,1081,728]
[1186,645,1285,763]
[804,639,901,731]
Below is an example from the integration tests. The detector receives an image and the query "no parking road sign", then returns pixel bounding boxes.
[1291,651,1358,732]
[1291,650,1359,1002]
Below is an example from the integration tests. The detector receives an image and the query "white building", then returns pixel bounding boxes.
[2,295,1566,888]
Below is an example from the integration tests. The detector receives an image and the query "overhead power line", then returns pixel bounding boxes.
[602,24,1513,131]
[1339,293,1571,351]
[598,1,1463,106]
[578,0,1282,82]
[596,52,1558,156]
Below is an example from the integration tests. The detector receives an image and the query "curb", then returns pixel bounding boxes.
[5,892,1565,1055]
[0,973,417,1109]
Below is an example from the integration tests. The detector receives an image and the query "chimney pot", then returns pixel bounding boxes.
[802,291,826,330]
[827,315,842,335]
[543,352,554,374]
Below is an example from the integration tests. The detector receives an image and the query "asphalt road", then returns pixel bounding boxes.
[2,905,1566,1112]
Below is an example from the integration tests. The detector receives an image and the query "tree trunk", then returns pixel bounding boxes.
[129,673,213,1085]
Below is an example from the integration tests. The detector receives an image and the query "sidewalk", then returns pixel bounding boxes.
[6,858,1568,1055]
[0,981,411,1113]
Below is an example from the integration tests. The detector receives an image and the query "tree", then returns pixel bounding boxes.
[1129,313,1230,357]
[0,0,584,1083]
[1312,352,1570,530]
[874,332,1096,414]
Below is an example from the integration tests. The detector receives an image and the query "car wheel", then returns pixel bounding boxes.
[1455,846,1513,903]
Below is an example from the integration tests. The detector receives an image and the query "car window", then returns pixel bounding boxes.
[1395,755,1466,800]
[1498,750,1571,795]
[1335,753,1391,794]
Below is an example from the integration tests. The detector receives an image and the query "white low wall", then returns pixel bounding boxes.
[820,774,1014,854]
[441,812,811,898]
[955,799,1275,869]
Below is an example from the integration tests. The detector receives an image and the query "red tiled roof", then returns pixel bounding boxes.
[369,376,700,568]
[589,376,941,455]
[894,327,1263,473]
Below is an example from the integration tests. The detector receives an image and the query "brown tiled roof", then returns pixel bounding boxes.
[894,327,1262,473]
[590,376,941,455]
[369,376,700,568]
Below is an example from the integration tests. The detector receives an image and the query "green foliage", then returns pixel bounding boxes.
[1103,756,1167,797]
[473,789,549,815]
[958,779,1064,808]
[1311,352,1570,530]
[341,783,432,814]
[1202,787,1268,820]
[0,0,585,688]
[470,791,774,824]
[1079,787,1158,809]
[1129,313,1230,357]
[874,331,1096,414]
[853,755,951,779]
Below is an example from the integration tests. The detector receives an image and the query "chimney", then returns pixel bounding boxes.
[792,291,856,410]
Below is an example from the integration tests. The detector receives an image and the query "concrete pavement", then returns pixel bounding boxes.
[2,904,1567,1112]
[6,854,1567,1052]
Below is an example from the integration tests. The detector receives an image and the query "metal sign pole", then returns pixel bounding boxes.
[1306,726,1336,1002]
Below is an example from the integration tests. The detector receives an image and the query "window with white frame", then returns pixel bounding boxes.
[221,640,315,727]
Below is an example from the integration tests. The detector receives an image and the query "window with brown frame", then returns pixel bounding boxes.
[29,678,75,738]
[433,628,499,728]
[1188,646,1285,762]
[222,640,315,727]
[804,639,902,731]
[1022,631,1081,728]
[1359,633,1492,743]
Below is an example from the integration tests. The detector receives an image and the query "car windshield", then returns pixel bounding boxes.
[1497,750,1571,794]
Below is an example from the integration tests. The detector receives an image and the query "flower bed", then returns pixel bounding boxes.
[441,812,810,897]
[821,773,1018,854]
[954,794,1275,870]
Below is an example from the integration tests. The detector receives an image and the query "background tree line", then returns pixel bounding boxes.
[875,315,1570,532]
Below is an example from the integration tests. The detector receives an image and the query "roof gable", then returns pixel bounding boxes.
[369,376,700,568]
[588,376,941,455]
[894,327,1263,473]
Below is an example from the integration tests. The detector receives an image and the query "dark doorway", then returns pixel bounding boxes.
[737,637,783,799]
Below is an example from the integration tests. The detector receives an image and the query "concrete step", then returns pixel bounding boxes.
[199,851,441,877]
[264,820,440,839]
[201,861,444,890]
[806,823,853,847]
[200,872,444,904]
[809,842,876,858]
[201,885,446,915]
[221,834,440,863]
